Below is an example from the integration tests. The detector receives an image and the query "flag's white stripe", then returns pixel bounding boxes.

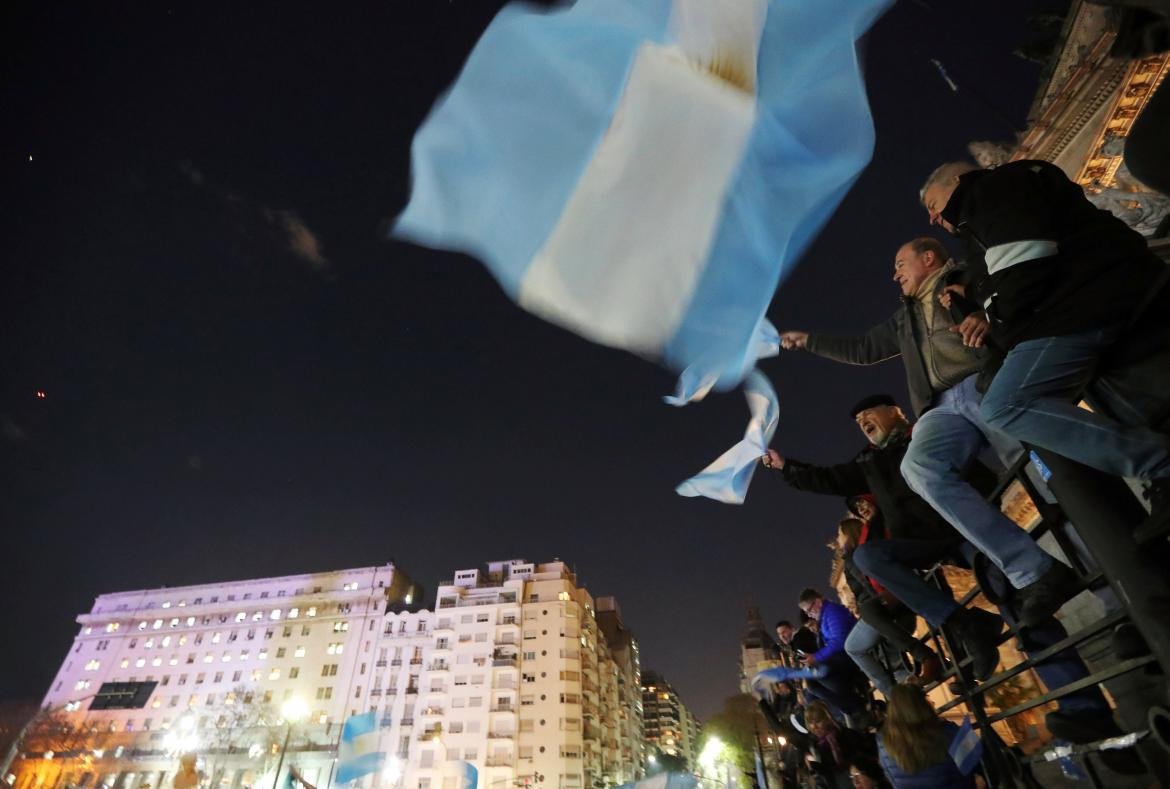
[519,42,757,355]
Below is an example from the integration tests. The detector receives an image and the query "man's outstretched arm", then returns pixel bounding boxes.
[761,449,868,497]
[780,311,902,366]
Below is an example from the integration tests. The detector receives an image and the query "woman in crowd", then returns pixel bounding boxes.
[878,685,977,787]
[804,700,878,788]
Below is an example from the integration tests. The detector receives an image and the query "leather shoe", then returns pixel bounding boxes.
[1017,561,1080,627]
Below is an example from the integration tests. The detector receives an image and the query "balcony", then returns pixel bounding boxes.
[492,655,518,668]
[490,705,516,714]
[391,659,403,666]
[485,758,513,768]
[370,688,383,697]
[428,662,450,672]
[405,687,418,695]
[375,659,388,668]
[488,731,515,740]
[422,707,445,717]
[400,718,414,726]
[418,731,441,742]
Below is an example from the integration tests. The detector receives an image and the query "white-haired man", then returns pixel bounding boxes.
[921,159,1170,513]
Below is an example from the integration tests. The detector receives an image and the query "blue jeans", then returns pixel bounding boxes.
[845,619,896,697]
[982,327,1170,481]
[853,538,961,628]
[855,539,1107,715]
[901,374,1054,589]
[980,559,1106,715]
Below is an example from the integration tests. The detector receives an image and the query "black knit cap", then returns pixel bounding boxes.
[849,393,897,418]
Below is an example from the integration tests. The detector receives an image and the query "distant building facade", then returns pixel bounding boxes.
[12,559,644,789]
[639,672,699,771]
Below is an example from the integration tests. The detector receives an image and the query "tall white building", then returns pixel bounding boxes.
[379,560,643,789]
[15,563,419,789]
[12,559,643,789]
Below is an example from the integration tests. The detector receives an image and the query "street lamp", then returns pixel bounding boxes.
[272,698,308,789]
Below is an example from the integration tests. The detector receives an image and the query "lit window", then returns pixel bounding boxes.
[294,646,306,658]
[269,610,281,621]
[236,613,246,622]
[145,639,154,649]
[326,643,344,655]
[106,623,120,633]
[162,636,172,647]
[169,618,179,628]
[152,620,163,630]
[186,617,195,626]
[85,660,100,671]
[169,657,178,666]
[74,680,91,690]
[268,668,280,680]
[222,653,232,663]
[333,622,349,633]
[162,602,171,609]
[307,607,317,617]
[120,658,130,668]
[288,608,299,619]
[138,622,147,631]
[179,635,188,646]
[212,633,221,644]
[135,659,146,668]
[259,649,269,660]
[252,612,264,622]
[203,655,213,664]
[85,627,93,635]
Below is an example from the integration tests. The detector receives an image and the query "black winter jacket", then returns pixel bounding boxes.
[778,429,960,543]
[941,160,1167,349]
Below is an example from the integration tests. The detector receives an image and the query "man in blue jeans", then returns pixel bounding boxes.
[920,159,1170,512]
[779,237,1078,626]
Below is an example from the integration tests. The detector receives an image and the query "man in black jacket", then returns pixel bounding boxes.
[779,238,1077,626]
[763,394,1131,745]
[920,160,1170,504]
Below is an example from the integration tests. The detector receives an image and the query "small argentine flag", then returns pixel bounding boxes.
[395,0,893,398]
[460,760,478,789]
[336,712,385,784]
[948,717,983,776]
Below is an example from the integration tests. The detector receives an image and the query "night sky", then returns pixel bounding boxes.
[2,1,1058,719]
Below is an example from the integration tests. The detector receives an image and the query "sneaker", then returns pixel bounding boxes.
[1045,711,1146,775]
[1112,622,1150,660]
[946,608,1004,681]
[1016,561,1080,627]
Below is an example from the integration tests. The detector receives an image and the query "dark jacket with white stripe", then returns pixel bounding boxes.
[940,160,1166,349]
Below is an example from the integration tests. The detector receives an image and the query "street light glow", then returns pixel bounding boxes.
[383,757,404,783]
[698,737,724,770]
[281,696,309,723]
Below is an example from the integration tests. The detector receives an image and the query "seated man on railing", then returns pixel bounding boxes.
[920,160,1170,517]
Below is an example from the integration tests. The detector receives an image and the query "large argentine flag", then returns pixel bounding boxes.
[394,0,892,395]
[335,712,385,784]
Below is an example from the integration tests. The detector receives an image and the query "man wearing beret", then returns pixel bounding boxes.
[778,237,1078,629]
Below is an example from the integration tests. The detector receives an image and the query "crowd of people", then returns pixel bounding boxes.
[747,148,1170,787]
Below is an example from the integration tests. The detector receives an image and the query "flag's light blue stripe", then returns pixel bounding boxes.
[393,0,674,296]
[663,0,893,391]
[461,760,478,789]
[340,711,378,744]
[336,751,385,785]
[949,718,982,775]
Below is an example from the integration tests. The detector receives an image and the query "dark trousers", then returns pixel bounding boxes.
[804,653,867,717]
